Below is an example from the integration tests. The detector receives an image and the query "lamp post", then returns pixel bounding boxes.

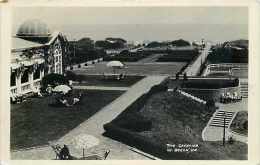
[223,111,227,146]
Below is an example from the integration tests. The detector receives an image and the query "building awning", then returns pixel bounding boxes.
[12,37,44,50]
[11,58,45,70]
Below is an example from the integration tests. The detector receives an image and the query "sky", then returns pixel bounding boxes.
[12,7,248,42]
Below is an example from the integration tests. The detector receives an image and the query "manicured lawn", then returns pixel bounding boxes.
[156,50,199,62]
[73,62,186,76]
[230,111,248,135]
[104,89,247,159]
[103,52,151,62]
[11,89,124,150]
[75,75,145,87]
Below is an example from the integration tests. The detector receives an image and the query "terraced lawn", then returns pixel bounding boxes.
[104,88,247,159]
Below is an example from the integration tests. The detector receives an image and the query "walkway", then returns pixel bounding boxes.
[73,85,130,91]
[11,76,167,160]
[184,45,211,76]
[137,53,163,63]
[202,98,248,143]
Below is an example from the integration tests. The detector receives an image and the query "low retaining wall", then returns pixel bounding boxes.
[182,86,240,102]
[66,57,103,70]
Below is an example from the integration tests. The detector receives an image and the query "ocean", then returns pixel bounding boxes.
[54,24,248,43]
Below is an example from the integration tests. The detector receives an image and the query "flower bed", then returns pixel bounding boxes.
[230,111,248,136]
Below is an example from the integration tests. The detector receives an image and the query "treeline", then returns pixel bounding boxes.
[67,38,105,65]
[67,37,128,64]
[146,39,190,48]
[207,40,248,63]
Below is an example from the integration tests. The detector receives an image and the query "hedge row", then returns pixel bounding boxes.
[181,78,239,89]
[103,56,143,62]
[103,122,168,159]
[156,50,199,62]
[103,82,170,159]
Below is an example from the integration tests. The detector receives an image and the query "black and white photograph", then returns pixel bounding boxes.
[9,6,249,160]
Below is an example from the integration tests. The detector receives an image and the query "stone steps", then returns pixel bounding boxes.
[240,82,248,98]
[209,110,235,128]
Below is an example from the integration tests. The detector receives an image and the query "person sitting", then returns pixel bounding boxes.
[59,145,72,160]
[10,95,17,104]
[103,150,110,160]
[46,84,53,95]
[59,98,71,107]
[72,93,82,105]
[32,87,43,97]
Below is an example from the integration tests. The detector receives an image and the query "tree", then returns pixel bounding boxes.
[171,39,190,47]
[41,73,68,91]
[77,37,94,50]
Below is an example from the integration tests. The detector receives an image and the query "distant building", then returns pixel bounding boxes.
[11,19,68,96]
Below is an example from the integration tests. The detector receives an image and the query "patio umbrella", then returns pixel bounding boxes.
[70,134,100,158]
[53,85,72,94]
[106,61,124,74]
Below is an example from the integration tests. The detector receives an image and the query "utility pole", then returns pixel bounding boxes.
[223,111,226,146]
[73,38,76,58]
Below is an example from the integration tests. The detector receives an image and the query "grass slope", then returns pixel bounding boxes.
[105,91,247,159]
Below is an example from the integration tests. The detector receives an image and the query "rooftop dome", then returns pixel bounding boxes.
[16,19,51,37]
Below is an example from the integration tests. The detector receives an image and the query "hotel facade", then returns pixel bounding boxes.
[11,19,68,97]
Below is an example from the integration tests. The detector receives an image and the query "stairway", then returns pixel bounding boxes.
[240,82,248,98]
[209,110,236,128]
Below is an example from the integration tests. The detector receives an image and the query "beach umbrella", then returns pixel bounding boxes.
[53,85,71,94]
[70,134,100,158]
[106,61,124,74]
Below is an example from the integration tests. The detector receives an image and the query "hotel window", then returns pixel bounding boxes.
[21,69,29,83]
[11,71,16,86]
[33,67,41,80]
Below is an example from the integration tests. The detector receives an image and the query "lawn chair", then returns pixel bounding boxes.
[77,150,110,160]
[50,144,62,160]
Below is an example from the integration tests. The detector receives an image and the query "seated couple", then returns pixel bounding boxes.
[58,93,82,107]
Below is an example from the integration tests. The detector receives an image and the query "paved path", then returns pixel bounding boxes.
[137,53,164,63]
[184,45,210,76]
[12,76,166,160]
[73,85,130,91]
[202,98,248,143]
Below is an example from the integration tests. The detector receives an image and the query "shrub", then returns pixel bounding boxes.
[41,73,68,91]
[182,79,237,89]
[206,99,215,107]
[149,84,168,96]
[243,121,248,130]
[78,64,81,68]
[65,71,77,81]
[70,66,73,70]
[92,61,95,64]
[228,136,234,144]
[84,63,88,66]
[234,78,239,86]
[183,73,188,80]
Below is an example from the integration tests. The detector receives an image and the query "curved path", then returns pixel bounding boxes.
[202,99,248,143]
